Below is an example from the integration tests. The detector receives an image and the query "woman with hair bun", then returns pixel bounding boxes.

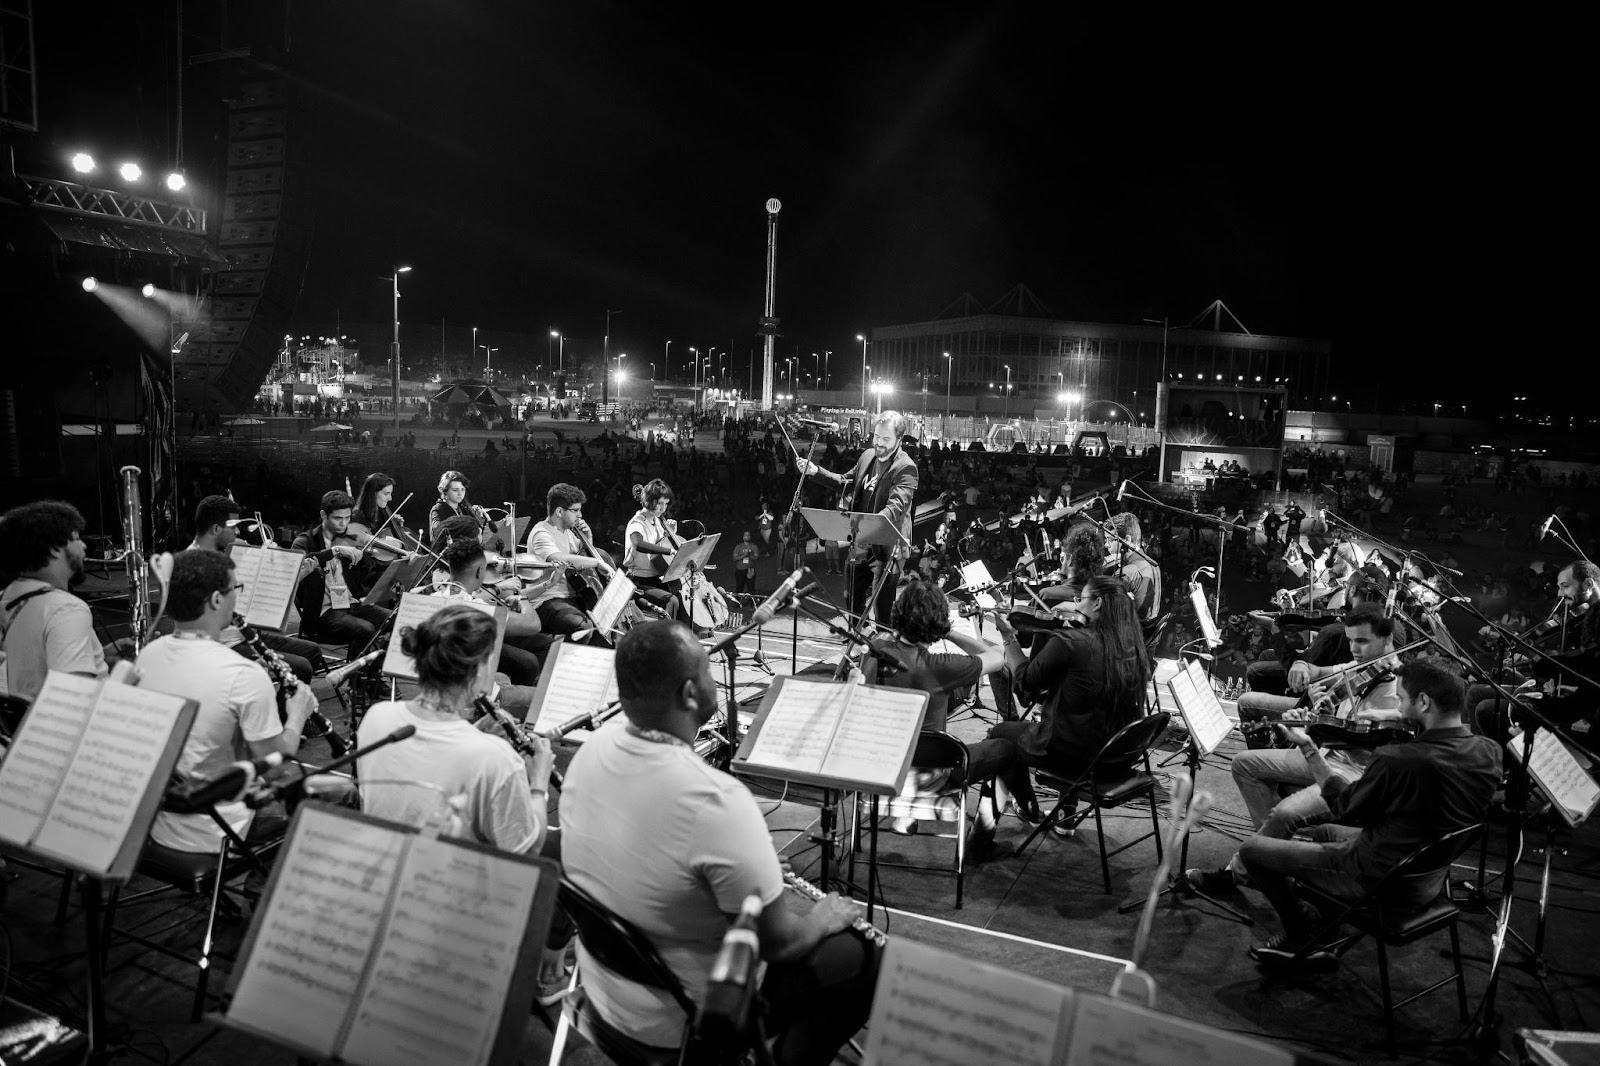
[356,602,553,853]
[622,478,682,620]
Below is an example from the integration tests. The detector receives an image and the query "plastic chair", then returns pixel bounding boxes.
[1291,822,1484,1054]
[1015,712,1172,892]
[850,731,982,908]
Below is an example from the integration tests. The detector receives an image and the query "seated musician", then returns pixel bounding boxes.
[188,494,325,684]
[357,602,554,854]
[1236,661,1500,967]
[435,536,550,688]
[975,575,1151,858]
[523,483,615,640]
[291,490,392,659]
[0,500,107,703]
[1036,522,1106,607]
[427,469,488,544]
[1188,603,1407,896]
[138,550,311,853]
[1105,512,1161,622]
[1473,559,1600,741]
[863,577,1010,837]
[562,621,878,1062]
[622,479,682,620]
[351,472,420,585]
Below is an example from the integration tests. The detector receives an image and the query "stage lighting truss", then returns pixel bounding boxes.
[22,175,206,234]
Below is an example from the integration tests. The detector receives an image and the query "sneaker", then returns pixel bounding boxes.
[1183,866,1240,897]
[1248,929,1339,973]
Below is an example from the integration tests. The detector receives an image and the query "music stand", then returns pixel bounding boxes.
[800,506,909,650]
[661,533,721,584]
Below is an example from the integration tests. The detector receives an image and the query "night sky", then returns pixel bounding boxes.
[24,3,1575,411]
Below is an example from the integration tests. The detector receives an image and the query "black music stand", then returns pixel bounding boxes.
[800,506,910,633]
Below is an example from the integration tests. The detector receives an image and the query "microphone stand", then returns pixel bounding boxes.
[1119,482,1235,624]
[705,582,815,768]
[246,727,417,810]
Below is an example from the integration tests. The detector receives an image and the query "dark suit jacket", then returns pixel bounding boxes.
[290,527,371,624]
[808,447,918,558]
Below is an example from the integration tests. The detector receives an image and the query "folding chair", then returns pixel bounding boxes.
[850,731,984,908]
[1292,822,1484,1054]
[101,824,282,1022]
[1015,712,1172,892]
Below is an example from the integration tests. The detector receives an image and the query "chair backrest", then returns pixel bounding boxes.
[911,730,968,776]
[1086,712,1172,777]
[558,877,698,1019]
[1376,822,1484,891]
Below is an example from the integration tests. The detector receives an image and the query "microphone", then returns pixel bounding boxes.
[245,725,417,808]
[696,895,764,1047]
[327,648,386,688]
[163,753,284,813]
[750,569,806,626]
[1539,515,1555,540]
[1116,480,1130,502]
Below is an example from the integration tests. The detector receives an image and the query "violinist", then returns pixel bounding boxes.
[1473,559,1599,740]
[1104,512,1162,622]
[428,469,489,543]
[352,473,423,564]
[188,494,324,684]
[291,490,391,659]
[433,537,548,692]
[623,479,682,620]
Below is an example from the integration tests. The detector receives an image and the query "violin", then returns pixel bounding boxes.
[345,519,416,564]
[1517,600,1592,646]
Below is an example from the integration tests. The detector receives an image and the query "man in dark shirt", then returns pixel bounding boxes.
[1239,659,1501,968]
[1283,503,1307,546]
[1262,507,1283,549]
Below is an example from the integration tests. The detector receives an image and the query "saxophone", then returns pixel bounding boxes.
[232,612,350,758]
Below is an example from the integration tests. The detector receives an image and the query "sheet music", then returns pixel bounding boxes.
[230,544,305,630]
[743,678,849,775]
[960,561,997,610]
[0,671,103,846]
[1189,584,1221,647]
[341,835,541,1066]
[1169,661,1234,757]
[383,592,498,680]
[30,680,190,874]
[1509,732,1599,827]
[819,685,924,791]
[227,809,410,1057]
[862,939,1071,1066]
[590,571,636,634]
[1064,993,1292,1065]
[527,642,618,734]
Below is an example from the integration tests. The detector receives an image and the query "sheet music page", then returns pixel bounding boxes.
[527,642,618,734]
[0,671,103,846]
[1170,661,1233,756]
[1509,733,1600,826]
[590,571,636,634]
[228,543,266,619]
[1190,584,1221,647]
[1064,992,1292,1066]
[862,939,1071,1066]
[930,609,978,655]
[243,547,305,630]
[383,592,498,680]
[960,561,997,609]
[743,678,848,776]
[227,808,410,1057]
[341,836,541,1066]
[30,680,189,874]
[819,685,925,791]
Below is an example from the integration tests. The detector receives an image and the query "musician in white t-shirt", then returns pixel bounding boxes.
[622,479,681,620]
[0,500,106,703]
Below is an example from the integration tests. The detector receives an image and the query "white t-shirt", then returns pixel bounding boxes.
[561,718,784,1048]
[138,635,280,853]
[356,699,543,854]
[0,579,107,702]
[623,512,668,577]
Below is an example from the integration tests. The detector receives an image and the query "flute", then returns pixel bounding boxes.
[781,871,887,948]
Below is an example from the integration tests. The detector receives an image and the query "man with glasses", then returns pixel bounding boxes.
[0,500,107,703]
[523,483,615,640]
[136,550,311,853]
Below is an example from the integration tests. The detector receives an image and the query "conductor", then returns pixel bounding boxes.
[795,410,917,624]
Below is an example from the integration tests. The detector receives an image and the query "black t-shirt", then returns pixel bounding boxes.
[864,638,982,734]
[1012,627,1143,773]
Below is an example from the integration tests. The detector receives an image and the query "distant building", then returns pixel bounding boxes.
[867,287,1333,421]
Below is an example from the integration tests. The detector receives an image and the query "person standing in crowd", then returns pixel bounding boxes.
[0,500,106,702]
[732,530,760,596]
[1283,502,1307,546]
[1262,506,1283,550]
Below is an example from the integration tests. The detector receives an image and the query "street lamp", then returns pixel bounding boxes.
[484,347,498,382]
[664,339,672,382]
[856,333,868,408]
[1003,364,1012,418]
[549,329,564,374]
[943,351,952,418]
[870,381,891,414]
[389,264,412,426]
[824,350,832,390]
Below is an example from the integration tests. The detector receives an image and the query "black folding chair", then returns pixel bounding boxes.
[1015,712,1172,892]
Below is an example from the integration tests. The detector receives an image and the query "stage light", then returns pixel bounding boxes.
[118,161,142,182]
[82,277,99,293]
[165,172,186,192]
[141,283,156,298]
[70,152,96,174]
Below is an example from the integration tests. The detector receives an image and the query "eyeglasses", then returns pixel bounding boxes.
[231,582,246,592]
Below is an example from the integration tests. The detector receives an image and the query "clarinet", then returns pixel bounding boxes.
[473,696,564,790]
[781,871,887,948]
[233,613,350,758]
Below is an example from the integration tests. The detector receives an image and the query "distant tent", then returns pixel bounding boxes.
[433,385,476,404]
[473,385,514,407]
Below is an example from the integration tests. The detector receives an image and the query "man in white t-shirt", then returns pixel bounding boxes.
[523,483,613,640]
[138,550,311,853]
[562,621,877,1061]
[0,500,107,703]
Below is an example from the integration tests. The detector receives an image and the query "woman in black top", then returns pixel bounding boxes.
[428,469,487,543]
